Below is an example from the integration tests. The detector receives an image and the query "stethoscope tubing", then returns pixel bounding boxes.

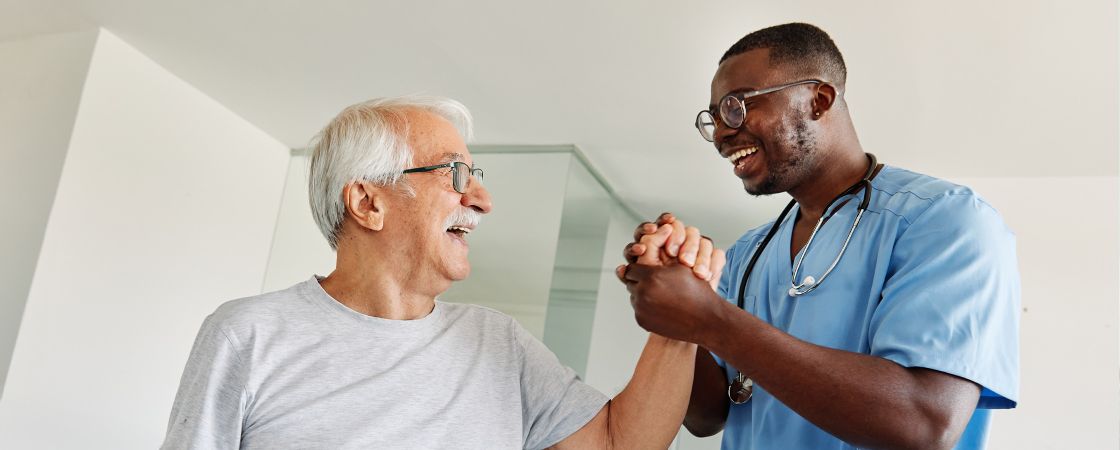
[735,153,878,309]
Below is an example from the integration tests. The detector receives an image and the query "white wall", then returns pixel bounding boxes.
[584,206,649,395]
[260,153,334,292]
[0,29,290,449]
[0,28,96,398]
[956,176,1119,449]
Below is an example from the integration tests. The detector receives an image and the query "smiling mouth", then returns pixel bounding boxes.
[446,225,474,244]
[726,145,761,170]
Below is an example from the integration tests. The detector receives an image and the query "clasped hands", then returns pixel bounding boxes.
[615,213,728,344]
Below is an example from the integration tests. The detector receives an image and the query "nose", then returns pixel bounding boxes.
[462,178,493,214]
[712,118,740,150]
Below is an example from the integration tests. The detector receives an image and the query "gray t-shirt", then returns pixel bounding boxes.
[162,277,608,449]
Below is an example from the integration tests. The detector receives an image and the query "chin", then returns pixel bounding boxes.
[742,179,767,196]
[742,175,785,196]
[448,264,471,281]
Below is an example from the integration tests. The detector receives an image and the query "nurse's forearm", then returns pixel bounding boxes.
[700,301,979,450]
[683,348,730,437]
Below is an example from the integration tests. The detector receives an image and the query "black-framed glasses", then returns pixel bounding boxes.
[695,79,823,142]
[402,161,484,194]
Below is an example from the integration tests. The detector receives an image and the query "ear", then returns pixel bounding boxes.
[810,83,839,119]
[342,180,388,232]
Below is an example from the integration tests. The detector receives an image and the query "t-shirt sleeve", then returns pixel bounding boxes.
[870,193,1020,409]
[512,319,609,450]
[161,314,249,449]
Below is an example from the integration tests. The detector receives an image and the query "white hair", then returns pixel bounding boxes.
[307,95,474,250]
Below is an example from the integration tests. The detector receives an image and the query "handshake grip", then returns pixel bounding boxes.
[617,213,726,291]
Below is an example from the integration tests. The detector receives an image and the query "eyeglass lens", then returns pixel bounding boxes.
[696,112,717,142]
[719,95,746,129]
[451,162,483,193]
[696,95,747,143]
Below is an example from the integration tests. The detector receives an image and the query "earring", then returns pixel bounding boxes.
[814,111,821,117]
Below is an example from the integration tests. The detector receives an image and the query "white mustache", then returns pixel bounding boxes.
[443,207,481,230]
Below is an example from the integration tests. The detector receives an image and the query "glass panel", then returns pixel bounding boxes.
[542,156,613,378]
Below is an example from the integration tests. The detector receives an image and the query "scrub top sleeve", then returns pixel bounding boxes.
[870,193,1020,409]
[716,241,738,301]
[711,241,742,370]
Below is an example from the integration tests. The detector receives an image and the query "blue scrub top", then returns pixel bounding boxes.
[713,166,1020,450]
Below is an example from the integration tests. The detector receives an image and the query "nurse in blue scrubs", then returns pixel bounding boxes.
[619,23,1019,450]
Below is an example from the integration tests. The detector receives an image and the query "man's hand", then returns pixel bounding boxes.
[621,260,727,343]
[616,213,725,290]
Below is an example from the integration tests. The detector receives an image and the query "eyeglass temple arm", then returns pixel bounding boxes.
[402,163,454,174]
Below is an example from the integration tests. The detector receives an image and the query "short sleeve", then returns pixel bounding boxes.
[716,241,737,300]
[513,319,609,450]
[871,193,1020,408]
[712,242,743,371]
[161,314,249,449]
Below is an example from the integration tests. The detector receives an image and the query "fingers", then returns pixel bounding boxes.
[628,213,683,265]
[637,224,674,265]
[632,221,657,242]
[708,248,727,291]
[665,219,686,258]
[623,242,646,264]
[627,220,662,264]
[679,226,702,267]
[655,212,676,226]
[693,237,713,279]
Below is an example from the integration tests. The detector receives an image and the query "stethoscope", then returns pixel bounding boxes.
[727,152,879,405]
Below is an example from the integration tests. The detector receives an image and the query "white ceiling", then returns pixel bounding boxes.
[3,0,1117,244]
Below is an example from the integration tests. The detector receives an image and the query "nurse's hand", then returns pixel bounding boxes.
[621,260,726,343]
[616,213,724,290]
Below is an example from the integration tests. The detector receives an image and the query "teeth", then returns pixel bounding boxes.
[447,226,472,234]
[727,146,760,164]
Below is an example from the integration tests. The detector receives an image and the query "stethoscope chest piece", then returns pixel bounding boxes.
[789,275,816,296]
[728,372,753,404]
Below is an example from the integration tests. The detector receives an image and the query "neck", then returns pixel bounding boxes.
[319,241,441,320]
[788,149,870,221]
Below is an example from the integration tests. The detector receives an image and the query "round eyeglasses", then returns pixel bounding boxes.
[695,79,822,142]
[402,161,484,194]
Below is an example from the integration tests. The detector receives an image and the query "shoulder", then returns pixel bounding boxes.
[205,280,313,336]
[437,301,523,331]
[437,302,538,356]
[872,166,1008,231]
[727,218,781,258]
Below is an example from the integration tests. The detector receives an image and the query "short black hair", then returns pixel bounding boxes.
[720,23,847,85]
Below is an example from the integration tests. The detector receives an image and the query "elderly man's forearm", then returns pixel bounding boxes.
[606,334,697,449]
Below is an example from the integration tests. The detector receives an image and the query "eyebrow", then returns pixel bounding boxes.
[439,152,465,162]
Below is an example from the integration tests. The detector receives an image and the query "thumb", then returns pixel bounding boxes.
[623,263,654,283]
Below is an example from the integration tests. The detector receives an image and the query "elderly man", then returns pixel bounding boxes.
[162,96,723,449]
[621,23,1020,450]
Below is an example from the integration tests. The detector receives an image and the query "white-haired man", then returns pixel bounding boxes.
[161,96,725,449]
